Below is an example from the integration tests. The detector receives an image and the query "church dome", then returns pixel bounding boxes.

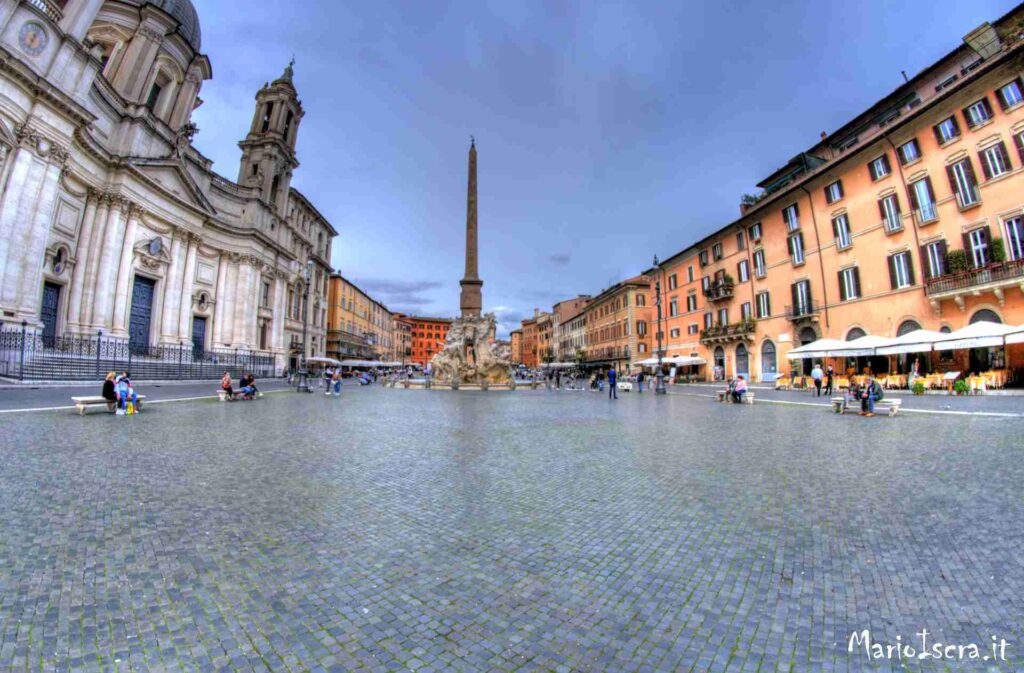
[150,0,201,52]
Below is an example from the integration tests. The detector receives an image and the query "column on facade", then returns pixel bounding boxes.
[66,192,99,331]
[169,71,201,130]
[79,195,110,329]
[233,259,254,349]
[110,205,142,335]
[158,233,185,342]
[212,253,228,346]
[250,266,263,348]
[88,198,127,330]
[0,146,38,308]
[14,160,63,316]
[272,271,286,352]
[176,233,200,340]
[0,150,48,312]
[111,24,164,102]
[221,259,239,346]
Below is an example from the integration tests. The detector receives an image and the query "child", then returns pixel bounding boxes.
[115,374,138,415]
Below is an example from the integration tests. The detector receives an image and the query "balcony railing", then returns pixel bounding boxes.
[925,258,1024,296]
[702,281,735,302]
[955,186,982,210]
[784,300,822,321]
[26,0,63,22]
[700,320,756,343]
[916,201,938,224]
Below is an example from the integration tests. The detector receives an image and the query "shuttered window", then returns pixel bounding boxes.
[963,97,994,128]
[879,194,902,233]
[868,154,891,181]
[934,116,960,144]
[737,260,750,282]
[1005,217,1024,261]
[920,240,947,280]
[946,158,980,208]
[909,177,937,222]
[887,252,915,289]
[997,78,1024,109]
[789,232,805,265]
[756,292,771,319]
[897,138,921,165]
[965,227,990,267]
[824,180,843,204]
[783,204,800,232]
[838,267,861,301]
[979,142,1012,180]
[832,213,852,249]
[753,250,766,277]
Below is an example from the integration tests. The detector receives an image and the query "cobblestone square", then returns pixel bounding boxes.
[0,389,1022,672]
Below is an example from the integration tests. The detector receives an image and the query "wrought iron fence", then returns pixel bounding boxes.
[0,328,276,381]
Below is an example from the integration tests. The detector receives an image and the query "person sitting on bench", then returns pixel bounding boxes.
[102,371,118,412]
[858,376,883,416]
[114,373,138,414]
[221,372,236,401]
[731,375,748,403]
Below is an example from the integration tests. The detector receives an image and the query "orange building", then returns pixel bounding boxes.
[651,12,1024,382]
[521,315,539,368]
[407,316,452,367]
[510,329,523,364]
[551,296,590,360]
[582,276,653,373]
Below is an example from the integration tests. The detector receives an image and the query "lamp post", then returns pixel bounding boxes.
[295,259,314,392]
[654,255,667,394]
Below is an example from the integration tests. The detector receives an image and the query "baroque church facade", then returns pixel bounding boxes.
[0,0,336,374]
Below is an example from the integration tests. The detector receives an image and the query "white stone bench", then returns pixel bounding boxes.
[217,389,262,401]
[875,399,902,417]
[72,395,146,416]
[831,396,847,414]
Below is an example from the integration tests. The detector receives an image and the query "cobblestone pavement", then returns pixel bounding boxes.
[0,388,1021,672]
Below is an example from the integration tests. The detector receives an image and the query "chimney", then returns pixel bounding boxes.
[820,131,827,140]
[534,308,540,317]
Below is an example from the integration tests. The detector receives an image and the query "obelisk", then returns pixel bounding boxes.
[459,138,483,317]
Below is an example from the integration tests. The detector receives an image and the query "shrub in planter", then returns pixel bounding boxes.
[945,249,969,274]
[953,379,969,395]
[912,380,926,396]
[991,237,1007,263]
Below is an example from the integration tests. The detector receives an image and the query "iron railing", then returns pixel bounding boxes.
[703,281,735,301]
[0,329,276,381]
[925,258,1024,296]
[784,300,822,320]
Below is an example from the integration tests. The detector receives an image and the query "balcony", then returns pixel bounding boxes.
[700,320,756,345]
[703,281,735,302]
[784,301,822,322]
[925,258,1024,311]
[26,0,63,22]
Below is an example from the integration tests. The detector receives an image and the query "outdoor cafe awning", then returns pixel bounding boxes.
[339,359,404,367]
[874,329,947,355]
[306,356,342,365]
[785,338,849,359]
[636,356,706,367]
[932,322,1020,350]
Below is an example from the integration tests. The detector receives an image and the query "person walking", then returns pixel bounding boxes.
[810,362,824,396]
[331,368,342,396]
[608,367,618,399]
[824,364,834,396]
[637,370,645,394]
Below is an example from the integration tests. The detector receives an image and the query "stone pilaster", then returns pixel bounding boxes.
[176,233,201,340]
[66,191,100,331]
[212,253,228,346]
[158,233,185,342]
[89,196,127,329]
[111,204,144,335]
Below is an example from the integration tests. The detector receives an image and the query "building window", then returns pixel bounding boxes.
[868,154,891,181]
[753,249,766,278]
[967,227,990,267]
[749,222,762,241]
[909,177,937,222]
[638,343,648,353]
[788,232,805,265]
[1005,217,1024,260]
[947,158,980,208]
[668,274,677,290]
[897,138,921,165]
[782,203,800,232]
[698,250,708,266]
[979,142,1012,180]
[703,312,713,329]
[701,275,710,292]
[261,281,271,308]
[717,308,728,326]
[832,213,852,249]
[791,280,812,316]
[712,242,723,261]
[686,294,697,312]
[687,265,694,282]
[669,299,678,317]
[838,267,861,301]
[736,230,746,251]
[824,180,843,204]
[737,259,749,282]
[635,293,646,306]
[888,251,914,289]
[146,81,164,112]
[636,320,647,336]
[922,240,947,279]
[879,194,902,233]
[670,328,680,338]
[997,78,1024,109]
[741,302,752,320]
[756,291,770,319]
[963,97,994,129]
[934,116,961,144]
[688,324,699,335]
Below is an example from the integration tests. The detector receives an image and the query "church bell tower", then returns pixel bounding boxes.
[238,60,304,217]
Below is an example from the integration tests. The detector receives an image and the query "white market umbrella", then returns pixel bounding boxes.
[785,338,848,359]
[636,357,661,366]
[875,329,946,355]
[933,321,1020,350]
[306,356,342,365]
[829,334,896,357]
[1006,326,1024,345]
[667,355,706,366]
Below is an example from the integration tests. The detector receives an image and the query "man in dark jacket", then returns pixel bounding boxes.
[859,376,883,416]
[608,367,618,399]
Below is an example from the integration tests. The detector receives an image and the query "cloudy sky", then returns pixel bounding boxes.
[191,0,1015,336]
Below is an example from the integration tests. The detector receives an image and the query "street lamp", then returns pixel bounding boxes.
[654,255,667,395]
[295,258,314,393]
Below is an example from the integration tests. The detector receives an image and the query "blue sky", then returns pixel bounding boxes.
[191,0,1017,336]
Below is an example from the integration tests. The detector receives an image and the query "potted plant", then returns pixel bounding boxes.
[945,249,969,274]
[991,237,1007,263]
[953,379,969,396]
[912,380,925,396]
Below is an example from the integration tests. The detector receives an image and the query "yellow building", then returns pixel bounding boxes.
[326,274,394,361]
